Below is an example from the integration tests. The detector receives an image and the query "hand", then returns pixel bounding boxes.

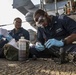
[45,39,64,49]
[35,42,45,51]
[5,35,13,41]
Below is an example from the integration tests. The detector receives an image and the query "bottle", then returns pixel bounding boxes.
[18,36,29,61]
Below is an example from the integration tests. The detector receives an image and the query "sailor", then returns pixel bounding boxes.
[29,9,76,63]
[0,17,29,58]
[0,28,13,57]
[9,17,29,41]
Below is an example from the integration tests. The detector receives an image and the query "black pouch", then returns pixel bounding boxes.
[53,46,76,64]
[0,39,8,58]
[49,46,69,64]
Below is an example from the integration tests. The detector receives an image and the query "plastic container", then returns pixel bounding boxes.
[18,36,29,61]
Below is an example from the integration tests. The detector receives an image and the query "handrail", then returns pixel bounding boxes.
[0,21,27,27]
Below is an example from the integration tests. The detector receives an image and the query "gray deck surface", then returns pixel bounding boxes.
[0,58,76,75]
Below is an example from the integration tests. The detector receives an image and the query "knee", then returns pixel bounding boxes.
[29,46,36,58]
[0,40,8,48]
[29,46,36,53]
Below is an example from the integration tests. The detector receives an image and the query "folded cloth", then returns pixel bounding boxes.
[0,28,13,41]
[8,39,19,49]
[0,28,8,36]
[5,34,13,41]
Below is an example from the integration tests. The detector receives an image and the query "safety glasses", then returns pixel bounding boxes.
[34,16,46,27]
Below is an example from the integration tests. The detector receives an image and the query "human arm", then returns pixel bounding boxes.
[45,16,76,48]
[63,33,76,45]
[44,34,76,49]
[0,28,13,41]
[35,27,45,51]
[0,35,3,39]
[61,16,76,44]
[37,27,45,44]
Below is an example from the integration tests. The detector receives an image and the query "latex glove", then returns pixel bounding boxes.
[35,42,45,51]
[0,35,3,39]
[45,39,64,49]
[5,34,13,41]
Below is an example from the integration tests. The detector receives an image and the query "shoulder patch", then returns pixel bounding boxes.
[58,15,64,19]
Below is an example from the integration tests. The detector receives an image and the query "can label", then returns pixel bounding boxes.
[19,41,26,50]
[18,50,26,61]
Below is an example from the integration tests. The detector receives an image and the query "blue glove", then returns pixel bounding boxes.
[0,35,3,39]
[35,42,45,51]
[45,39,64,49]
[5,34,13,41]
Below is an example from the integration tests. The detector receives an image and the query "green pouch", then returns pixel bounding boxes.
[3,44,18,61]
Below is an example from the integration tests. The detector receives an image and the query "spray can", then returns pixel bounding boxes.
[18,36,29,61]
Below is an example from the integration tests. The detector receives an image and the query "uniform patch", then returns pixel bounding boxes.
[58,15,64,19]
[56,28,63,33]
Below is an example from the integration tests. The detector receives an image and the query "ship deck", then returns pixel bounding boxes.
[0,58,76,75]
